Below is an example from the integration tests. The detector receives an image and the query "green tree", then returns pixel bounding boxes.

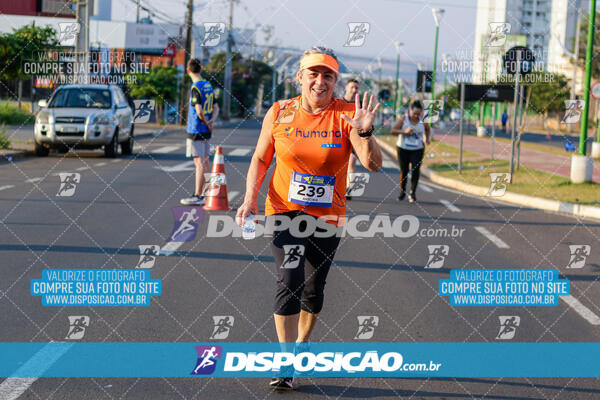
[0,23,59,108]
[202,52,273,117]
[522,72,571,117]
[126,65,178,123]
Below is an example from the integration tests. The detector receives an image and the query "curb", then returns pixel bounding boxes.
[0,149,30,162]
[375,136,600,221]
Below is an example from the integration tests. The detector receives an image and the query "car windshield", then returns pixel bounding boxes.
[49,88,112,109]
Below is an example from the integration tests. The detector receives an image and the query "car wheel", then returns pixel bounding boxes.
[104,131,118,158]
[121,125,134,155]
[34,141,49,157]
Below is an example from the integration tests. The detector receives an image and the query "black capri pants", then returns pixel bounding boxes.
[270,211,341,316]
[396,147,425,194]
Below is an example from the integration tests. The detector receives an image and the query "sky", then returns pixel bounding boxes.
[111,0,478,81]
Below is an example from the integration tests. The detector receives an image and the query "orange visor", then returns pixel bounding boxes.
[300,53,339,74]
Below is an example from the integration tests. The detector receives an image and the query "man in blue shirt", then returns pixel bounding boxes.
[181,58,219,206]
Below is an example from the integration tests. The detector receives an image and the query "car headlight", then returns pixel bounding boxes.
[91,112,111,125]
[36,112,49,125]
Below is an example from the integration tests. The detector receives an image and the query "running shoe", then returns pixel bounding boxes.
[269,377,294,390]
[397,191,406,201]
[408,192,416,203]
[180,195,205,206]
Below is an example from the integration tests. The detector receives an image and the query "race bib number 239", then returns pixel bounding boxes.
[288,171,335,207]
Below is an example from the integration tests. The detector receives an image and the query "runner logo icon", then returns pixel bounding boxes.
[485,23,511,47]
[566,245,590,269]
[191,345,222,375]
[65,315,89,340]
[344,22,370,47]
[346,173,370,197]
[57,22,80,46]
[355,316,379,339]
[496,316,520,340]
[57,172,81,197]
[422,100,443,123]
[487,173,510,197]
[203,23,226,47]
[137,245,159,268]
[281,245,305,269]
[133,99,155,123]
[169,207,203,242]
[425,245,449,269]
[562,100,584,124]
[210,316,234,339]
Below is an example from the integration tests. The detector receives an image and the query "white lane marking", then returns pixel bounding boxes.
[228,191,239,202]
[94,162,107,167]
[159,241,184,256]
[440,199,461,213]
[0,342,73,400]
[420,184,433,193]
[0,185,15,191]
[76,166,89,171]
[155,160,195,172]
[25,177,43,183]
[228,148,251,157]
[474,226,510,249]
[382,160,398,169]
[154,145,182,154]
[561,295,600,325]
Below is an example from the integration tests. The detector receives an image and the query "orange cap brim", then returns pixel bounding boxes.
[300,53,339,75]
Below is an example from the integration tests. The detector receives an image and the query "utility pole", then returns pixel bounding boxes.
[136,0,141,23]
[178,0,193,125]
[222,0,234,120]
[570,8,582,133]
[74,0,90,84]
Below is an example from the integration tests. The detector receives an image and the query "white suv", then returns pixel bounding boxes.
[34,84,134,157]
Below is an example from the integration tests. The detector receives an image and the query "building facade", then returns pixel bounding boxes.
[472,0,587,94]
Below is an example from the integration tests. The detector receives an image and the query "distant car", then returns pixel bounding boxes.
[34,84,134,157]
[449,109,460,121]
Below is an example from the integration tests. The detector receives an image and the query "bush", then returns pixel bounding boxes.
[0,125,10,149]
[0,101,34,125]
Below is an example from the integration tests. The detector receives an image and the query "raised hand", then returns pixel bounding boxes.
[341,92,381,132]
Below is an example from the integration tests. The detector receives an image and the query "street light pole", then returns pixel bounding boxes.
[377,57,383,127]
[431,8,445,122]
[570,0,595,182]
[579,0,595,156]
[394,42,404,118]
[570,8,582,133]
[442,53,448,120]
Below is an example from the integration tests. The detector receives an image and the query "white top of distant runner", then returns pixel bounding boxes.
[396,114,425,150]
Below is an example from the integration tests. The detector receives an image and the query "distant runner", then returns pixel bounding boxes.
[391,100,430,203]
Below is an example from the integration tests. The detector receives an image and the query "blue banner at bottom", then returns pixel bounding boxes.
[1,342,599,378]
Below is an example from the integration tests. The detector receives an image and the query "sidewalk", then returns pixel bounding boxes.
[434,129,600,183]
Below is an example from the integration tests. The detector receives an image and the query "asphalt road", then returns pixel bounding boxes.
[1,119,600,399]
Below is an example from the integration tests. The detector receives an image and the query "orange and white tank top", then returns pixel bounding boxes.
[265,95,355,225]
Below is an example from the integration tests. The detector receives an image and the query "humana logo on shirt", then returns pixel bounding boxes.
[291,128,342,138]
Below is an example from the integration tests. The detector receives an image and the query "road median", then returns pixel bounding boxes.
[376,135,600,221]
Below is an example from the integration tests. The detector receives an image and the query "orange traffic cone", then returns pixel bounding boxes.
[204,146,230,210]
